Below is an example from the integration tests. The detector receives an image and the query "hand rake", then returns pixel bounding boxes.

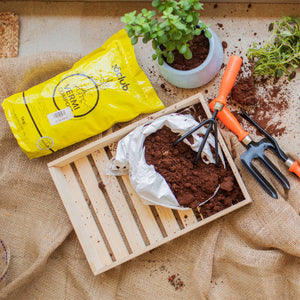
[174,55,243,165]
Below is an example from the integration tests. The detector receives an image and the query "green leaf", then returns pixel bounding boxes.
[141,8,148,15]
[158,56,164,65]
[194,28,201,35]
[142,32,151,43]
[166,51,175,63]
[127,28,135,38]
[193,2,203,10]
[131,36,138,45]
[164,40,176,51]
[157,4,165,12]
[276,68,283,78]
[152,39,159,49]
[165,7,173,14]
[171,29,182,40]
[179,44,187,54]
[152,53,158,60]
[136,14,145,24]
[183,47,192,59]
[157,33,168,44]
[204,29,212,39]
[142,23,150,32]
[186,14,193,23]
[181,0,192,11]
[150,10,157,18]
[173,21,186,30]
[152,0,160,8]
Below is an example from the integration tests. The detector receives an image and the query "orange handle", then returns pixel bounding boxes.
[215,55,243,106]
[209,104,249,142]
[289,161,300,178]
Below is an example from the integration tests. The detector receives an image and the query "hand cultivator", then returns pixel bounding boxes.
[175,55,299,198]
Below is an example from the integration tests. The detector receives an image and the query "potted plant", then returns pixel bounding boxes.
[121,0,223,89]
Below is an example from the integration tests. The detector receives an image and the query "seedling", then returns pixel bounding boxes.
[247,16,300,80]
[121,0,211,65]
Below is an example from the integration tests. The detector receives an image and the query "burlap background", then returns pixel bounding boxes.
[0,52,299,299]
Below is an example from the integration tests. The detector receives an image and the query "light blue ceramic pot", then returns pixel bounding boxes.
[157,27,223,89]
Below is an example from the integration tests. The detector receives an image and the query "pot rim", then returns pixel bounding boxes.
[159,27,217,75]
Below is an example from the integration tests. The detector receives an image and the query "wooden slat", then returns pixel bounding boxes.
[49,165,112,272]
[154,206,181,236]
[177,209,198,228]
[121,174,164,244]
[73,156,129,261]
[92,149,146,252]
[107,141,164,244]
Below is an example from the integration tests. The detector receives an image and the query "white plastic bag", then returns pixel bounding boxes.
[107,113,225,210]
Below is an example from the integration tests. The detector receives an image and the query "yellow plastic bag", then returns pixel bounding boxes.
[2,29,164,159]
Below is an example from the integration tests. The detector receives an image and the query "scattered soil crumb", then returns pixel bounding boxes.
[227,63,289,137]
[98,182,105,190]
[168,274,185,290]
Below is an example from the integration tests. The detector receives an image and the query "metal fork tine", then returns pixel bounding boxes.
[173,118,211,146]
[213,120,219,165]
[259,154,290,189]
[174,117,219,165]
[241,158,278,199]
[193,119,216,164]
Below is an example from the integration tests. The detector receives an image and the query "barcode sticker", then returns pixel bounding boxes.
[47,107,74,126]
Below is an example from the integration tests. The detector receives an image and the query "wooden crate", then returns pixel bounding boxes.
[48,92,252,275]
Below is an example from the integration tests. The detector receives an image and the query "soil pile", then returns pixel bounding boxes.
[228,70,289,137]
[144,126,244,215]
[231,76,257,106]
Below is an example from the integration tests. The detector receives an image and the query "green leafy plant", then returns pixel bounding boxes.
[247,16,300,80]
[121,0,211,65]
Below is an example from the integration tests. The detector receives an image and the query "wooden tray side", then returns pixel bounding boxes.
[48,92,252,275]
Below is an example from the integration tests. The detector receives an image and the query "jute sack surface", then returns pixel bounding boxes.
[0,52,299,299]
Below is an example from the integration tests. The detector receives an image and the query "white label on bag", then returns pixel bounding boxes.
[47,107,74,126]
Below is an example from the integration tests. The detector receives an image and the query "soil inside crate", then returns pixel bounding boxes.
[144,123,244,217]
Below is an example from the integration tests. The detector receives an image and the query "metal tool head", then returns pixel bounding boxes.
[239,110,288,161]
[241,138,290,198]
[173,110,219,165]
